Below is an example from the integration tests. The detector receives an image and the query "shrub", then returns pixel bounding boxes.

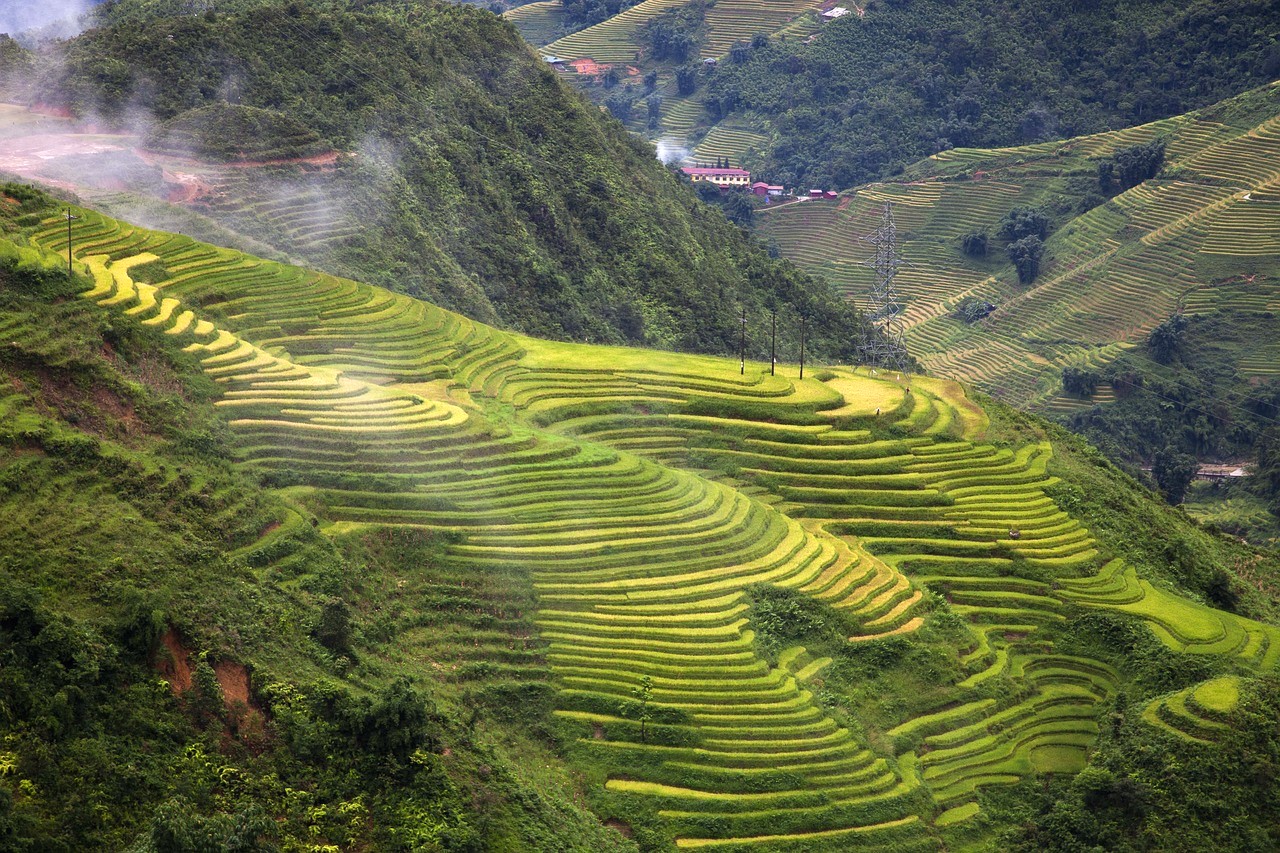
[956,295,996,322]
[1062,367,1101,397]
[1007,235,1045,284]
[999,207,1049,241]
[961,231,988,257]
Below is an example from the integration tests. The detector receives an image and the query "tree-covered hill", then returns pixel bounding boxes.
[702,0,1280,189]
[8,1,866,359]
[5,185,1280,850]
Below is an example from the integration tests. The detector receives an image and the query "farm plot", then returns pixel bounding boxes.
[543,0,686,62]
[700,0,824,59]
[757,85,1280,407]
[505,1,571,46]
[41,203,1280,848]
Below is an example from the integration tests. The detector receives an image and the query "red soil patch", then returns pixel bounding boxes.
[215,660,252,707]
[836,195,853,210]
[146,149,343,170]
[161,169,216,203]
[157,628,193,694]
[91,384,141,435]
[260,519,282,537]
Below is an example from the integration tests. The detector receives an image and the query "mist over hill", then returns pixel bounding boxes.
[6,1,871,361]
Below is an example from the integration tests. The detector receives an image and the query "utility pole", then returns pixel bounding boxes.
[770,310,776,376]
[64,209,77,277]
[739,307,746,375]
[799,315,806,380]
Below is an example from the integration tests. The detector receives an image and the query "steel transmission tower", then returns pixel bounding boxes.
[858,203,910,372]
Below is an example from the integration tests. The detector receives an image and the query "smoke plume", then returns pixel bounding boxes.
[655,136,690,165]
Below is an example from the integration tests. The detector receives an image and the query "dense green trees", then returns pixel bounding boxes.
[28,1,874,361]
[645,2,704,62]
[1006,677,1280,851]
[703,0,1280,188]
[1153,444,1197,504]
[1000,207,1050,242]
[1257,429,1280,515]
[560,0,641,28]
[961,230,988,257]
[1063,312,1280,533]
[1148,313,1189,364]
[1007,235,1045,284]
[1062,366,1102,397]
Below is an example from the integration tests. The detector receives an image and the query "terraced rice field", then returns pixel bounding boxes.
[543,0,687,62]
[692,123,771,166]
[699,0,824,59]
[756,83,1280,410]
[38,207,1279,848]
[660,93,709,139]
[190,166,362,254]
[505,1,571,46]
[1140,676,1243,745]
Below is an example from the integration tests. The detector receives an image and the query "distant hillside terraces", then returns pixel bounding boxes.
[755,83,1280,410]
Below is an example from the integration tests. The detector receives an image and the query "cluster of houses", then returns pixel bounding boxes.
[678,165,838,200]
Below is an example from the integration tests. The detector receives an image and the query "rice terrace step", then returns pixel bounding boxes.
[25,203,1280,850]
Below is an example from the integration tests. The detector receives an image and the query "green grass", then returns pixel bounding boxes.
[12,195,1280,849]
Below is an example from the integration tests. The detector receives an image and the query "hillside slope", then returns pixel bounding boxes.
[701,0,1280,187]
[755,83,1280,412]
[7,189,1280,849]
[498,0,1279,184]
[6,2,863,358]
[0,187,632,851]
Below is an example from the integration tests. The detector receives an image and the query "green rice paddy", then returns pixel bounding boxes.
[32,204,1276,849]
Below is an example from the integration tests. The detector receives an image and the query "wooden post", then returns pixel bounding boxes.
[770,311,776,376]
[65,209,75,276]
[799,315,806,380]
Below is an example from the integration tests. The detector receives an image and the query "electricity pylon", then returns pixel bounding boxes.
[858,203,910,372]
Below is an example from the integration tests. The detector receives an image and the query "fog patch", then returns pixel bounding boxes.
[655,136,690,165]
[2,0,98,41]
